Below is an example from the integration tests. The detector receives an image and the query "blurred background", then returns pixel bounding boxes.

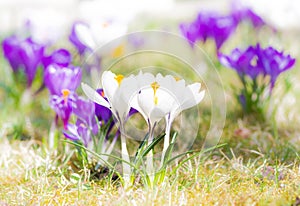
[1,0,300,36]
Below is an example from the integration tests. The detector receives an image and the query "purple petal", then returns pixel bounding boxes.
[44,64,82,95]
[42,48,72,68]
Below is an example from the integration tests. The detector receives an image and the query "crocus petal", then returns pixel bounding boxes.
[181,83,205,110]
[102,71,119,104]
[63,124,81,141]
[81,83,111,109]
[74,23,96,50]
[44,65,82,95]
[69,22,95,55]
[42,48,72,68]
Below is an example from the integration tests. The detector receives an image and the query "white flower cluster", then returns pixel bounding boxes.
[82,71,205,177]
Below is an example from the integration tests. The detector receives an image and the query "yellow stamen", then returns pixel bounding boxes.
[62,89,70,104]
[112,44,124,58]
[174,77,181,81]
[151,82,160,105]
[151,82,160,95]
[114,74,124,86]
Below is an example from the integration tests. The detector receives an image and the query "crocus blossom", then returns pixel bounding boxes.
[42,48,72,68]
[180,11,238,49]
[82,71,136,124]
[130,73,205,166]
[82,71,137,176]
[44,64,82,128]
[69,22,96,55]
[257,45,296,89]
[218,45,261,80]
[64,97,98,146]
[219,44,295,90]
[219,44,295,113]
[2,36,45,87]
[231,1,265,28]
[232,8,265,28]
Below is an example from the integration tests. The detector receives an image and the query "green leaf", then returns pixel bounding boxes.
[163,132,178,164]
[141,133,165,158]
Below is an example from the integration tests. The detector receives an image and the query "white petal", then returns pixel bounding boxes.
[75,23,96,50]
[150,108,166,125]
[102,71,119,103]
[181,83,205,110]
[136,72,155,88]
[81,83,111,108]
[137,88,155,121]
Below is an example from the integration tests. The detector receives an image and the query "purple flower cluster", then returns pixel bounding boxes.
[219,44,295,89]
[180,12,238,49]
[1,32,118,147]
[180,6,265,50]
[2,36,45,87]
[219,44,295,113]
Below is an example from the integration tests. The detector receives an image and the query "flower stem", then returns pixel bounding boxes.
[119,124,131,183]
[49,119,56,150]
[147,122,156,180]
[161,119,171,167]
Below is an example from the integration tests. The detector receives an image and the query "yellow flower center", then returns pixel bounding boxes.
[151,81,160,105]
[174,77,181,81]
[62,89,70,104]
[114,74,124,86]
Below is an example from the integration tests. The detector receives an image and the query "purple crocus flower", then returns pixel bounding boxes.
[44,64,82,128]
[73,97,98,135]
[240,9,265,28]
[42,48,72,69]
[257,45,296,89]
[219,44,295,89]
[218,45,262,80]
[2,36,22,72]
[49,94,77,129]
[64,97,98,146]
[2,36,45,87]
[180,11,238,49]
[44,64,81,96]
[231,1,265,28]
[69,22,94,55]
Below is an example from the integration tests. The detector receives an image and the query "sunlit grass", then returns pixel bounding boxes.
[1,136,300,205]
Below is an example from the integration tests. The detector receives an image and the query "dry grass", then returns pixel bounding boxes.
[1,136,300,206]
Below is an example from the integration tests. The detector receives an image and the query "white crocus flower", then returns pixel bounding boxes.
[161,79,205,164]
[129,73,181,174]
[82,71,136,178]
